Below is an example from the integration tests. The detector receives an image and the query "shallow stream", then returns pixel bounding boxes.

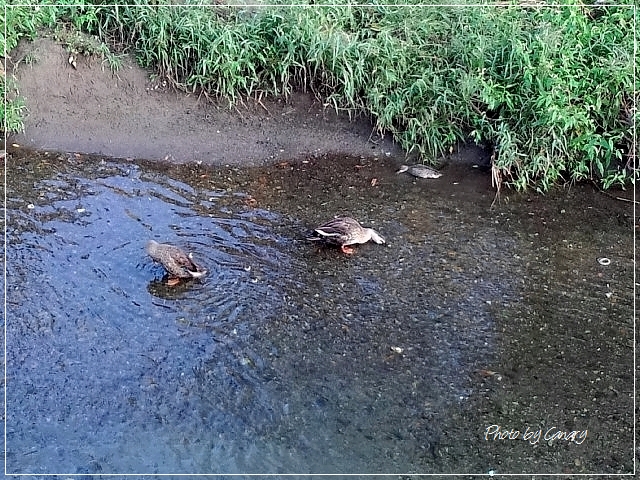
[4,148,634,476]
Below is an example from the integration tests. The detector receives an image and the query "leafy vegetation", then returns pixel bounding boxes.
[2,0,636,192]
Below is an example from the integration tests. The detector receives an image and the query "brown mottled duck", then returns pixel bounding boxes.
[396,164,442,178]
[308,217,385,254]
[146,240,206,286]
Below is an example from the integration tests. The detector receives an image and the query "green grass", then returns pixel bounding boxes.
[2,0,637,192]
[1,79,26,134]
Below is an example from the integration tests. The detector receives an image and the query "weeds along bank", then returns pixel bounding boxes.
[2,0,636,192]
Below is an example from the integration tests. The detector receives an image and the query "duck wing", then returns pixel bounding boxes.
[311,217,361,244]
[409,165,442,178]
[159,245,202,277]
[172,249,200,272]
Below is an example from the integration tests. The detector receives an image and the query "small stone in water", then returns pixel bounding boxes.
[390,346,403,354]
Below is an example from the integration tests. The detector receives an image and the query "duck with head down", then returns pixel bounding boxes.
[308,216,385,254]
[397,164,442,179]
[146,240,207,285]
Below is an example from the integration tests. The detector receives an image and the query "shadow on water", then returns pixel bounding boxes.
[5,148,634,475]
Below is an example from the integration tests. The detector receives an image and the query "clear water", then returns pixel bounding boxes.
[4,150,634,475]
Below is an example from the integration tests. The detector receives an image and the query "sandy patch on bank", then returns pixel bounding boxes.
[9,36,404,165]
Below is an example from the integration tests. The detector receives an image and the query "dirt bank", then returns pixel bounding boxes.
[8,36,405,165]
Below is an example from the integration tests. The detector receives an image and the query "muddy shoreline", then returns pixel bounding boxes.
[9,36,409,166]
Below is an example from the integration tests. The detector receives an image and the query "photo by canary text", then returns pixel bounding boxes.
[484,425,588,445]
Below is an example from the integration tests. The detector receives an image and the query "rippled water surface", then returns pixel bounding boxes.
[4,149,634,475]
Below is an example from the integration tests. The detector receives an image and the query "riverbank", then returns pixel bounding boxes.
[8,36,405,166]
[3,2,635,191]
